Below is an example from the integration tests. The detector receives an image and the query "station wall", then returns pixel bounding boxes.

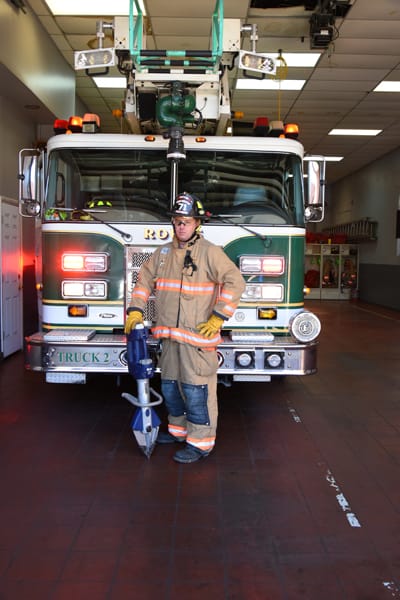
[327,150,400,310]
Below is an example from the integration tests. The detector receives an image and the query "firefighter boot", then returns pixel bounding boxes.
[173,444,210,464]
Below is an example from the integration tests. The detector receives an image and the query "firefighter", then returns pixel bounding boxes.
[124,192,245,463]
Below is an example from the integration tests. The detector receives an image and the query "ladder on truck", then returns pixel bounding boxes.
[124,0,231,135]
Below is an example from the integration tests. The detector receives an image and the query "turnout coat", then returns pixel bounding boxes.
[129,234,245,348]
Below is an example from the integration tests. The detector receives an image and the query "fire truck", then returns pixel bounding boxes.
[18,0,325,385]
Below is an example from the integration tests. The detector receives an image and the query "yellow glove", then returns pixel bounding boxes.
[197,314,224,338]
[124,310,143,334]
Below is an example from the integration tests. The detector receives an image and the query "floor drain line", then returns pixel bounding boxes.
[286,400,302,423]
[325,468,362,527]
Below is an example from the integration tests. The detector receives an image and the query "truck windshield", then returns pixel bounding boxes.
[45,148,304,226]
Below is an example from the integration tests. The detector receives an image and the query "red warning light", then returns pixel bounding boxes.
[53,119,69,135]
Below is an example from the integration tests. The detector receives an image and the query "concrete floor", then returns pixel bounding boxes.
[0,300,399,599]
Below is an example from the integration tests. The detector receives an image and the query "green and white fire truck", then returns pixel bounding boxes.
[18,0,325,385]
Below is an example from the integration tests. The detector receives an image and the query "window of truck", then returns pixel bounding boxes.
[44,149,304,226]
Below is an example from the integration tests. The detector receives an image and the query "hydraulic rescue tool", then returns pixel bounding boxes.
[122,325,163,458]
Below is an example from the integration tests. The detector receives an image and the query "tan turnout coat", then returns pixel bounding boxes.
[129,234,245,348]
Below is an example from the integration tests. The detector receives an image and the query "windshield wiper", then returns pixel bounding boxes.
[209,213,272,245]
[62,208,132,241]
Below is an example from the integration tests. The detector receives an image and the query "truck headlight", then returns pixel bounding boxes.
[242,283,283,302]
[62,280,107,299]
[290,311,321,343]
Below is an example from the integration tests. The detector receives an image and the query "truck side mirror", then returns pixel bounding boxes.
[305,157,326,223]
[18,149,41,217]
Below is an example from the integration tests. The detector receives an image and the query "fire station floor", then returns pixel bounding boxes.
[0,300,400,600]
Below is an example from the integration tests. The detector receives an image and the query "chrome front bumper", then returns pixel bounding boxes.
[25,331,318,382]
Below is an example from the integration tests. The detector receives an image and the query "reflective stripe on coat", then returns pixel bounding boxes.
[129,235,245,347]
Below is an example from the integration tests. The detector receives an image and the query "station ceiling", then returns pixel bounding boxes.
[13,0,400,182]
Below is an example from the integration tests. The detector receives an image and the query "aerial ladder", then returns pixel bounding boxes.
[74,0,277,139]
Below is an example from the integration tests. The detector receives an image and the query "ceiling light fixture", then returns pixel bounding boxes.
[44,0,146,16]
[373,81,400,92]
[236,79,306,90]
[280,53,321,67]
[329,129,382,136]
[304,155,343,162]
[93,77,126,88]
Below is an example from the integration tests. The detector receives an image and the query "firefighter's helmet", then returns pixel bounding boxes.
[86,198,112,209]
[169,192,206,219]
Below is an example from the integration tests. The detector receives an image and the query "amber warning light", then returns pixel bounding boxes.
[68,305,88,317]
[284,123,299,139]
[68,116,83,133]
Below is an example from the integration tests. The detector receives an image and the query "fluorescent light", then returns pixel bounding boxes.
[93,77,126,88]
[373,81,400,92]
[304,155,343,162]
[236,79,305,90]
[45,0,146,16]
[329,129,382,136]
[278,53,321,67]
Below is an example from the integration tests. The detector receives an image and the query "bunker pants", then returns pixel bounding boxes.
[158,339,218,454]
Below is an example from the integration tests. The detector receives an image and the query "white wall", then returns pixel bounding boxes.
[326,148,400,309]
[328,148,400,266]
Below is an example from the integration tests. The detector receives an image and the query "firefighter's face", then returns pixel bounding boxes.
[172,217,200,242]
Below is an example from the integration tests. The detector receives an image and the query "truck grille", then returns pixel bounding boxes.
[125,246,157,322]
